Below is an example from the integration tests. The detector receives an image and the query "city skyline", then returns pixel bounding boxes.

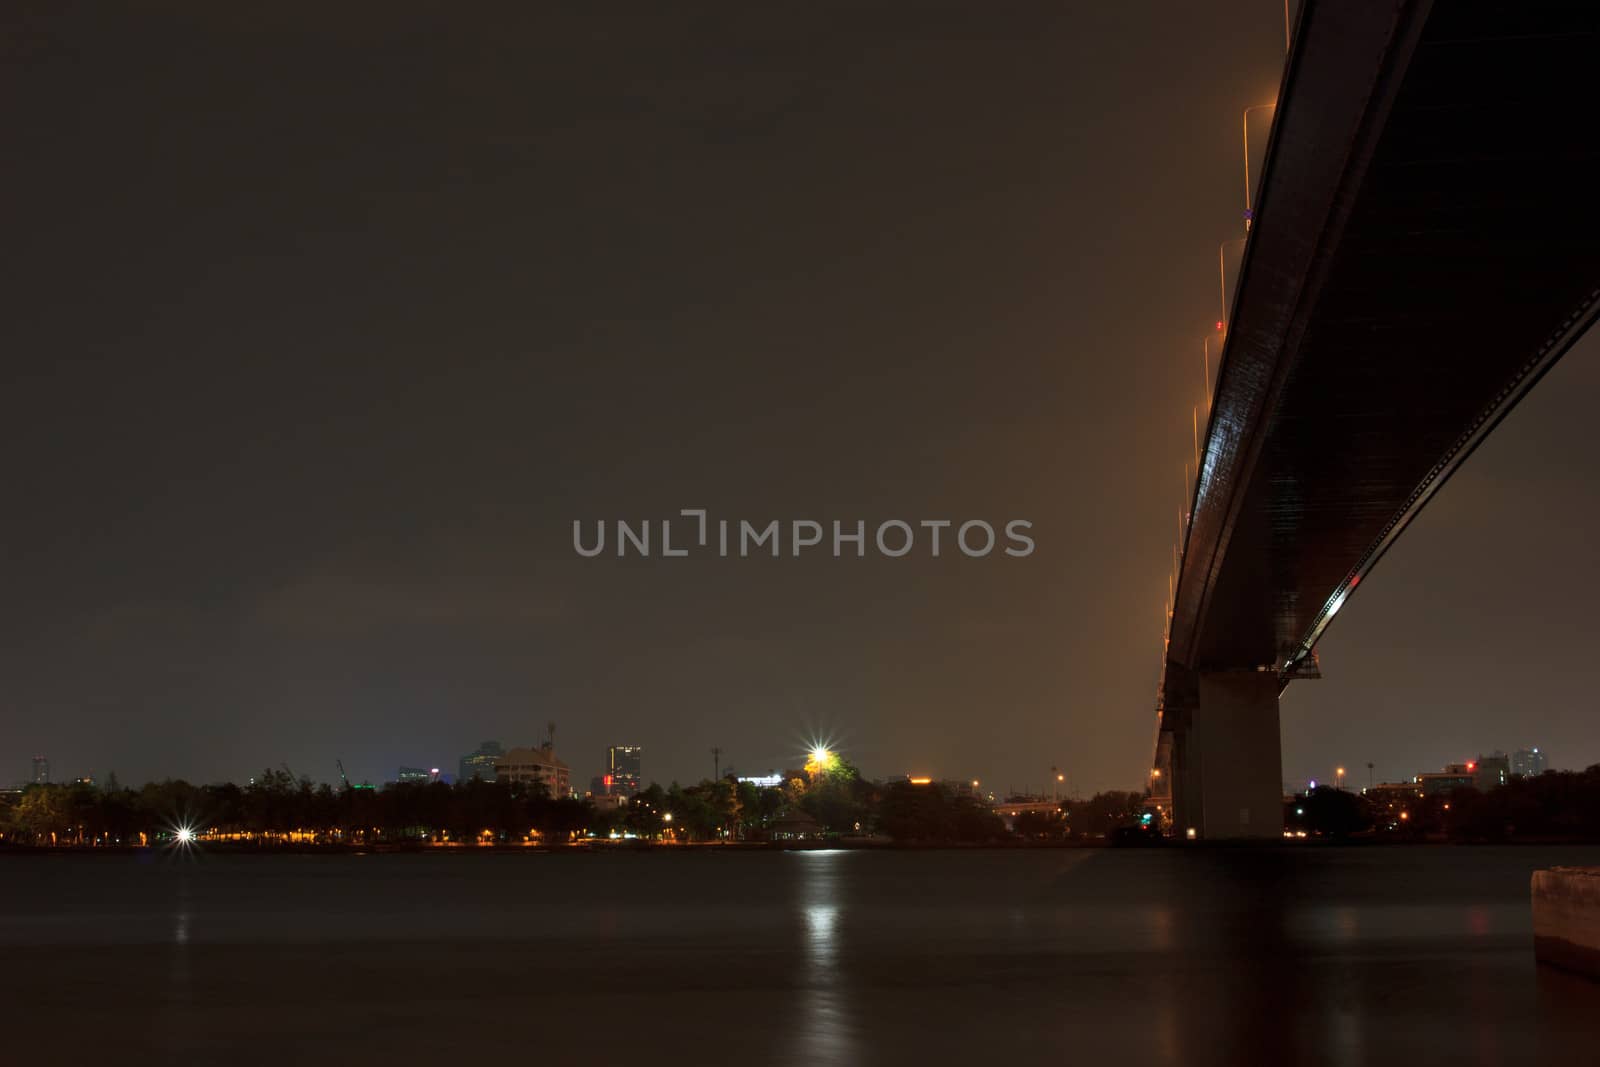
[9,736,1569,800]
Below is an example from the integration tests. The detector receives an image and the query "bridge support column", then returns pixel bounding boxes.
[1170,670,1283,840]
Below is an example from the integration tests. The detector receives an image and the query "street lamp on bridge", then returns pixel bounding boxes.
[1242,103,1277,230]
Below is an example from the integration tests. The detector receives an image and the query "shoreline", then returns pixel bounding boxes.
[0,839,1103,856]
[5,836,1600,856]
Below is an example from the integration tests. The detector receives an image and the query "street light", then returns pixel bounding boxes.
[1242,104,1277,230]
[805,746,837,776]
[1335,766,1346,791]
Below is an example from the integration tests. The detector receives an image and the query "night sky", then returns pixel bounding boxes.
[5,3,1596,795]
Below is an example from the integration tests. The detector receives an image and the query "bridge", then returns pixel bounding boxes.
[1152,0,1600,838]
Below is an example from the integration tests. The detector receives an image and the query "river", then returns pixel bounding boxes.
[2,845,1596,1065]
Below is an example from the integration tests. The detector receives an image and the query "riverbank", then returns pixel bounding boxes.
[6,834,1600,856]
[0,837,1107,855]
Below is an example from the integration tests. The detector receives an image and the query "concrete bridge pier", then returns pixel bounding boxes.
[1166,668,1283,841]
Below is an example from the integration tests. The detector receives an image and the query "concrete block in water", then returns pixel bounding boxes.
[1533,866,1600,978]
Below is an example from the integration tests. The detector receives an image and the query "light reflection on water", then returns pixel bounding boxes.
[1,845,1596,1065]
[795,850,853,1064]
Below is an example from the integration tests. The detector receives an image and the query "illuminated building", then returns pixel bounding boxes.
[458,741,505,783]
[1474,753,1510,791]
[31,756,49,785]
[396,767,433,784]
[903,778,988,798]
[1511,747,1548,778]
[496,743,571,798]
[1364,782,1423,829]
[1416,764,1476,796]
[1366,782,1421,805]
[769,809,824,840]
[606,745,642,796]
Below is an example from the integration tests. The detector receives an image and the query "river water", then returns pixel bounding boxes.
[2,845,1596,1065]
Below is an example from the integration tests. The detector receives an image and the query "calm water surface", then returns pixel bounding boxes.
[3,846,1596,1065]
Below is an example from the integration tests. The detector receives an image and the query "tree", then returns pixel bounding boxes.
[1286,786,1373,838]
[10,785,72,843]
[1013,808,1069,841]
[798,758,873,834]
[877,782,1002,842]
[1067,791,1146,838]
[625,784,668,839]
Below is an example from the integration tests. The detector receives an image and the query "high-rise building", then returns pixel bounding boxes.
[396,766,433,785]
[1475,753,1510,791]
[495,743,571,798]
[1511,747,1548,778]
[30,756,49,785]
[459,741,505,784]
[606,745,643,796]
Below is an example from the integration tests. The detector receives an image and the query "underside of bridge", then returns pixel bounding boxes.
[1155,0,1600,839]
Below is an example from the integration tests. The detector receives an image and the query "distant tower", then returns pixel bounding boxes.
[458,741,505,784]
[546,721,556,750]
[607,746,643,796]
[30,756,49,785]
[1511,747,1548,778]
